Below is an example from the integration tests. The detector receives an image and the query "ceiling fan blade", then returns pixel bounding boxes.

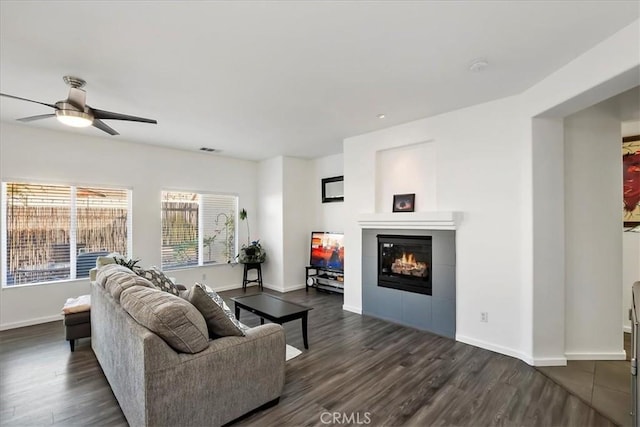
[92,119,119,136]
[17,113,56,122]
[0,93,57,109]
[91,108,157,124]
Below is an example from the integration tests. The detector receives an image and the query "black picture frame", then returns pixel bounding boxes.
[393,193,415,212]
[322,176,344,203]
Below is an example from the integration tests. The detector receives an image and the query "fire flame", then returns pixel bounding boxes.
[400,252,417,266]
[391,252,428,277]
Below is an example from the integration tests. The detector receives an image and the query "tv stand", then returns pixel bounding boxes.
[306,266,344,294]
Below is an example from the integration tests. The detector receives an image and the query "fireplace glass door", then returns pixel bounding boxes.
[377,235,432,295]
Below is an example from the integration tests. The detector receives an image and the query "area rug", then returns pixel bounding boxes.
[286,344,302,361]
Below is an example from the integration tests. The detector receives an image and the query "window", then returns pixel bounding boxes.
[2,182,131,286]
[161,191,237,270]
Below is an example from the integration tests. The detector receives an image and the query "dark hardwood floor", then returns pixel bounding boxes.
[1,287,616,427]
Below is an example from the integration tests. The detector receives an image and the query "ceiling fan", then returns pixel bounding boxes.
[0,76,157,136]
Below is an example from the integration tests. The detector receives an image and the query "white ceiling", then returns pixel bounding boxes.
[0,1,638,161]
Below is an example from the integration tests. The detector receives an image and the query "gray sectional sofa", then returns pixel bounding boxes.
[91,265,286,427]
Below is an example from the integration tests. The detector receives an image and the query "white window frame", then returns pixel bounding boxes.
[161,190,239,271]
[1,181,132,287]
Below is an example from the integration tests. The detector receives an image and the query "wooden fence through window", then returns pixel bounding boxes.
[6,206,128,274]
[162,202,198,266]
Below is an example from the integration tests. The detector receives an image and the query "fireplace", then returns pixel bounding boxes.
[377,234,432,295]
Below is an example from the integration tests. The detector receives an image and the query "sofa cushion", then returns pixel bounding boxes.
[120,286,209,354]
[106,272,154,302]
[136,267,180,296]
[95,264,135,288]
[185,283,245,338]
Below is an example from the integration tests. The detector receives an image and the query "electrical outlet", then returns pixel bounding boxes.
[481,312,488,322]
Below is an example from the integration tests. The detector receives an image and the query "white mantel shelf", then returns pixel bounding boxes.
[357,212,462,230]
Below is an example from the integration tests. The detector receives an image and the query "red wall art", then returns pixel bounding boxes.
[623,135,640,227]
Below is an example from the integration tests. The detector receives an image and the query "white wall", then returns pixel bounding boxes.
[344,95,529,361]
[283,157,314,291]
[375,142,437,212]
[312,153,345,233]
[564,100,624,359]
[623,121,640,136]
[258,156,316,292]
[531,117,566,364]
[623,232,640,330]
[258,156,284,289]
[0,123,258,329]
[343,19,639,365]
[523,20,639,364]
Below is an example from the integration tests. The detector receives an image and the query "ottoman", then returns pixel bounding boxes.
[64,310,91,352]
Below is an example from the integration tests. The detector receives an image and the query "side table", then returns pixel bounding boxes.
[242,262,263,291]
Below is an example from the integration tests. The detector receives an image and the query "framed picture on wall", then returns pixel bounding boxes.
[623,135,640,227]
[321,176,344,203]
[392,193,415,212]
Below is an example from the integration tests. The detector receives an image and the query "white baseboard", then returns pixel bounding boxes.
[211,283,244,292]
[283,284,307,292]
[456,334,534,365]
[565,351,627,360]
[262,283,306,293]
[532,357,568,367]
[0,314,63,331]
[342,304,362,314]
[261,283,281,292]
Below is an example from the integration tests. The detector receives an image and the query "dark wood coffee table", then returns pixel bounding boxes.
[231,293,313,349]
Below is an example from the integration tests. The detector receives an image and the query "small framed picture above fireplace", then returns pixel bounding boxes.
[392,193,415,212]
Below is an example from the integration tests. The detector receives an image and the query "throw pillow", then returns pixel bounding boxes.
[136,267,180,296]
[185,284,245,338]
[199,283,232,311]
[120,285,209,354]
[198,283,246,328]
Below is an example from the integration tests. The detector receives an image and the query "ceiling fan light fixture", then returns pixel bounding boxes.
[56,109,94,128]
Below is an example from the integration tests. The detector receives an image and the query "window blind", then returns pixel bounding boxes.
[2,182,130,286]
[162,191,199,269]
[161,191,237,270]
[201,194,237,264]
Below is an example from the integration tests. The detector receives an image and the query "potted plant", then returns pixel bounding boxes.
[237,209,266,263]
[238,240,266,263]
[113,257,141,272]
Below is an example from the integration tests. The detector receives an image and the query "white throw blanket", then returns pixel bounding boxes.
[62,294,91,314]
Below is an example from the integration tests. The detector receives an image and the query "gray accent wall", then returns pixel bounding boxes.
[361,229,456,338]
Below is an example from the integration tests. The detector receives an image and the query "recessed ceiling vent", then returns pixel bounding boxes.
[199,147,217,152]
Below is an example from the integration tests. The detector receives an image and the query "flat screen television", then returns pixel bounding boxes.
[309,231,344,272]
